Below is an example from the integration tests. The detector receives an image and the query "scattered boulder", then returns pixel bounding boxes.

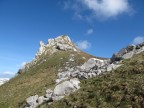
[55,58,110,81]
[25,89,53,108]
[25,95,38,108]
[25,78,80,107]
[52,78,80,101]
[79,58,108,71]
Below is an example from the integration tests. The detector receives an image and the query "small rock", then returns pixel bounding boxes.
[25,95,38,108]
[45,89,53,99]
[37,96,44,105]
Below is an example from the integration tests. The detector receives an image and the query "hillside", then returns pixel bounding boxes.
[0,36,96,108]
[0,35,143,108]
[44,53,144,108]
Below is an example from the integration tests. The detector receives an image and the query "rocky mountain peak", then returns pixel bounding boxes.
[18,35,79,73]
[35,35,78,58]
[47,35,73,47]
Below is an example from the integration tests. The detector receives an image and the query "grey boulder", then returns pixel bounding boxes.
[52,78,80,101]
[25,95,38,108]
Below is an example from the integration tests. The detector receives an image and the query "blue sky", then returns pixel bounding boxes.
[0,0,144,78]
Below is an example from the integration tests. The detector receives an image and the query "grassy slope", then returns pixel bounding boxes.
[0,51,94,108]
[40,53,144,108]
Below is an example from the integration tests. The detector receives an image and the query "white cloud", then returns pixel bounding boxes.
[63,0,133,20]
[133,36,144,45]
[1,71,15,75]
[87,29,93,35]
[76,40,91,50]
[83,0,131,18]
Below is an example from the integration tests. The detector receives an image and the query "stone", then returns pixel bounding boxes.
[52,78,80,101]
[106,64,114,71]
[79,58,97,71]
[45,89,53,99]
[126,45,135,52]
[25,95,38,108]
[55,77,68,84]
[136,46,144,54]
[46,35,77,52]
[37,96,44,105]
[71,70,79,77]
[111,48,127,62]
[69,78,80,89]
[79,58,108,73]
[58,71,71,79]
[107,64,122,72]
[122,51,135,59]
[76,58,113,79]
[36,41,46,56]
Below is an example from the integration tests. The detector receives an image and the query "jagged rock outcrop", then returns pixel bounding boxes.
[36,41,46,56]
[0,78,9,86]
[111,43,144,62]
[36,35,78,58]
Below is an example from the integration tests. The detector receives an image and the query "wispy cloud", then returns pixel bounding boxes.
[63,0,133,21]
[133,36,144,45]
[87,28,94,35]
[76,40,91,50]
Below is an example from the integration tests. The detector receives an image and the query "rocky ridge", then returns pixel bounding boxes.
[111,42,144,62]
[24,36,144,108]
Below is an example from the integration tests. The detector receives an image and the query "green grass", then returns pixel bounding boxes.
[40,53,144,108]
[0,51,93,108]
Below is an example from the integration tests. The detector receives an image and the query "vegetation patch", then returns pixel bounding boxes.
[40,53,144,108]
